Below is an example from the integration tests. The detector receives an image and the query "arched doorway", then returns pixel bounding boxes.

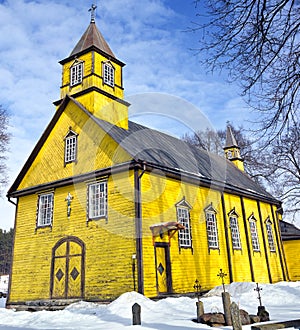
[50,236,85,299]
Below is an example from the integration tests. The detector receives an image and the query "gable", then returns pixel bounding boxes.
[13,99,132,192]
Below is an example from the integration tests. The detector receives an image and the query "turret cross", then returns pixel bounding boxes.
[89,4,97,23]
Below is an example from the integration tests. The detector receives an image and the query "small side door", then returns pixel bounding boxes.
[154,243,172,294]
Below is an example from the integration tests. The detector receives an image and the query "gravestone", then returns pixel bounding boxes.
[222,291,232,326]
[132,303,141,325]
[196,301,204,323]
[230,302,242,330]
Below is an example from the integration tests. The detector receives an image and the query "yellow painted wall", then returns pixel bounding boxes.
[140,172,285,297]
[140,173,229,297]
[242,198,269,282]
[59,52,128,129]
[18,100,131,191]
[283,240,300,281]
[223,193,252,282]
[9,171,136,303]
[259,202,284,282]
[60,52,123,100]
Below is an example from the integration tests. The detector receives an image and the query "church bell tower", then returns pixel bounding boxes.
[54,5,129,129]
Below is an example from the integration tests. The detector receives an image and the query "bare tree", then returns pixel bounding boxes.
[0,106,10,193]
[252,121,300,222]
[192,0,299,141]
[183,122,300,222]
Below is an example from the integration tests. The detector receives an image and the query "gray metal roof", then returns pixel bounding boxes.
[225,125,239,149]
[90,113,277,202]
[7,95,278,204]
[280,220,300,240]
[70,22,115,58]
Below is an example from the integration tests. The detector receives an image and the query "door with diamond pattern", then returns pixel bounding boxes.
[155,243,172,294]
[50,236,85,299]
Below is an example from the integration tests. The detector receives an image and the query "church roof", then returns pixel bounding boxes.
[224,125,239,149]
[7,96,279,205]
[70,21,115,58]
[280,220,300,240]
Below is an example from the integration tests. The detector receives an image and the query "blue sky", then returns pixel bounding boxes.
[0,0,251,229]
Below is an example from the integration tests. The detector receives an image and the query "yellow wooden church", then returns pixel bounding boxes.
[6,11,288,309]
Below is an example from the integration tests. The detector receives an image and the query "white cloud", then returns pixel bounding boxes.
[0,0,247,229]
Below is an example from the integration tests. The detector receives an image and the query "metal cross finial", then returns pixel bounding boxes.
[217,268,228,293]
[193,279,202,302]
[89,4,97,23]
[254,282,263,307]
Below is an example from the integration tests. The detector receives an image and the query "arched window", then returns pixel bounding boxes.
[205,204,219,249]
[265,217,276,252]
[176,198,192,248]
[248,213,260,252]
[64,129,78,164]
[70,61,84,86]
[103,61,115,87]
[228,208,241,250]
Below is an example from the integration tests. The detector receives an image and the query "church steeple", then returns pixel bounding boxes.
[54,7,129,129]
[224,125,244,171]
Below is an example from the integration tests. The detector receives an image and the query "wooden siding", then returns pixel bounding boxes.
[283,240,300,281]
[140,172,285,298]
[8,171,136,304]
[17,101,131,191]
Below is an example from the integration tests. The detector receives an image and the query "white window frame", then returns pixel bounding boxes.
[228,210,242,250]
[177,206,192,248]
[88,181,107,220]
[64,130,78,164]
[37,193,54,227]
[249,214,260,252]
[103,62,115,87]
[205,204,219,249]
[265,218,276,252]
[70,62,84,86]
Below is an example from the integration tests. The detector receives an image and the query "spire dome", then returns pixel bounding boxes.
[70,21,115,58]
[225,125,238,149]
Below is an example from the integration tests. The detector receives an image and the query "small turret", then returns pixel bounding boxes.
[224,125,244,171]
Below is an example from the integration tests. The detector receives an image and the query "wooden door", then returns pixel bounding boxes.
[50,236,85,299]
[155,243,172,294]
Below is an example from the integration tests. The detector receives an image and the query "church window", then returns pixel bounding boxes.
[205,204,219,249]
[103,62,115,87]
[177,206,191,248]
[70,62,83,86]
[176,198,192,248]
[88,181,107,220]
[64,129,78,164]
[37,193,54,227]
[228,209,241,250]
[265,218,276,252]
[248,214,260,251]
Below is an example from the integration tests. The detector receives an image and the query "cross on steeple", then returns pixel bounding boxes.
[89,4,97,23]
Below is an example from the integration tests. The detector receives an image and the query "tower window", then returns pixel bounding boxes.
[37,193,54,227]
[64,129,78,164]
[249,214,260,252]
[205,204,219,249]
[103,62,115,87]
[70,62,83,86]
[228,209,241,250]
[265,218,276,252]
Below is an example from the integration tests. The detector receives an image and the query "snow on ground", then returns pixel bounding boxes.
[0,282,300,330]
